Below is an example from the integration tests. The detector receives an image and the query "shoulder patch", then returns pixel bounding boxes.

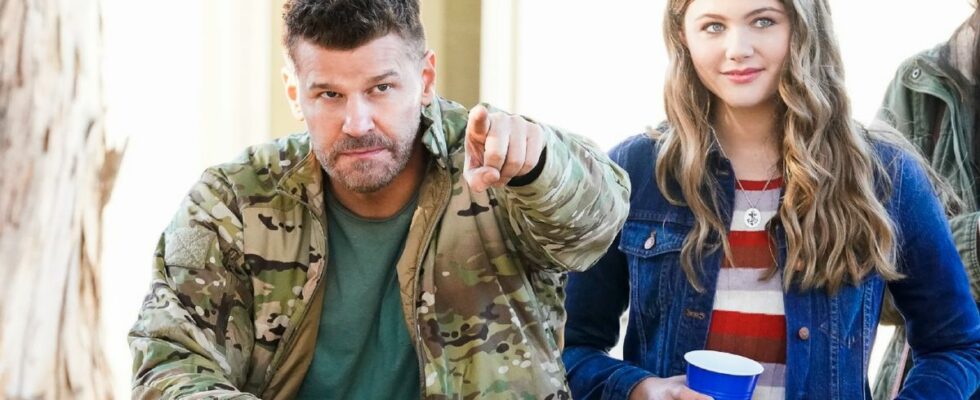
[164,227,216,269]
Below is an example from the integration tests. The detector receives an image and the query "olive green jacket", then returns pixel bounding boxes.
[873,34,979,399]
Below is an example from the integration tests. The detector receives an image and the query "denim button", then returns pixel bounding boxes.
[798,327,810,340]
[910,67,921,79]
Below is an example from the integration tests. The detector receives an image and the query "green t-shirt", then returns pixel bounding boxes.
[295,190,421,399]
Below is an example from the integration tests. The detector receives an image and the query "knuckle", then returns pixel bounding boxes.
[505,158,523,172]
[485,153,504,166]
[531,124,543,138]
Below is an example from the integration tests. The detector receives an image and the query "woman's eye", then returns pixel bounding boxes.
[754,18,776,28]
[704,23,724,33]
[376,84,391,92]
[322,91,340,99]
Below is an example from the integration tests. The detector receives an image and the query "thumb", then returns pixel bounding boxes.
[677,386,713,400]
[463,163,500,193]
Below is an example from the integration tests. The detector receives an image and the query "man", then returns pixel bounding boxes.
[128,0,630,398]
[872,6,979,400]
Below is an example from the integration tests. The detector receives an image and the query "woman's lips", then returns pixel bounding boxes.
[723,68,763,84]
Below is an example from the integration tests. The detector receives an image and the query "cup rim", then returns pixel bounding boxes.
[684,350,764,376]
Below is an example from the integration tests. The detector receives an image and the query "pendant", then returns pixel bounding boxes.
[744,207,762,228]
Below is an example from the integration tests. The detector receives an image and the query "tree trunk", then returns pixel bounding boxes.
[0,0,122,398]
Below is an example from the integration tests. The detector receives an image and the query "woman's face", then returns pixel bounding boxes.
[682,0,791,111]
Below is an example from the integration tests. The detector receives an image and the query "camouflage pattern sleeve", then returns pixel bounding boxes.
[493,120,631,272]
[129,170,259,399]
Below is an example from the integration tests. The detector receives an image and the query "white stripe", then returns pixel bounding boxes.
[716,268,782,292]
[758,363,787,386]
[712,289,785,315]
[734,187,782,210]
[751,385,786,400]
[730,209,778,231]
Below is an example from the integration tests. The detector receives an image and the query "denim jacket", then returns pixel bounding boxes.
[873,33,980,399]
[563,132,980,399]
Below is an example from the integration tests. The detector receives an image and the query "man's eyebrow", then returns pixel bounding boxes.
[308,81,335,91]
[307,70,399,91]
[368,70,398,83]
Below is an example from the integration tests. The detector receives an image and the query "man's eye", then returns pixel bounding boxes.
[322,91,340,99]
[376,84,391,92]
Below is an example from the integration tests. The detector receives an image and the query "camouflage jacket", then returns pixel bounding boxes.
[129,97,631,399]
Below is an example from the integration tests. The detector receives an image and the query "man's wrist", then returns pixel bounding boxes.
[507,147,547,187]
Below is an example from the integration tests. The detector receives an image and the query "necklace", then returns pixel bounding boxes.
[714,134,779,229]
[737,173,775,228]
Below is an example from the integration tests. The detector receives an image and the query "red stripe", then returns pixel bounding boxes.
[729,231,771,246]
[705,333,787,364]
[737,177,784,190]
[708,310,786,339]
[724,231,776,268]
[724,248,776,269]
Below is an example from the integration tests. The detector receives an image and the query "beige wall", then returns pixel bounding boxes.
[268,0,483,140]
[422,0,482,108]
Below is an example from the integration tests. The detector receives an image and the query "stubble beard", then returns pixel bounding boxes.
[317,128,418,193]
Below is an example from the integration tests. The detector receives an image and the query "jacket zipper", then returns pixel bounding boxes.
[411,171,452,398]
[257,201,327,396]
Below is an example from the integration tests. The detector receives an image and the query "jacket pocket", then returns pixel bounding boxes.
[619,219,687,317]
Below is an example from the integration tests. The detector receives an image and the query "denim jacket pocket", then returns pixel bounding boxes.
[619,219,687,318]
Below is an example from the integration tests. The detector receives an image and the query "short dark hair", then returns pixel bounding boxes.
[282,0,425,61]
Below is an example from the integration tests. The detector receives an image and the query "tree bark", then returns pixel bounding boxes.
[0,0,121,398]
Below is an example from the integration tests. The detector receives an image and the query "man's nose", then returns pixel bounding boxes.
[342,97,375,137]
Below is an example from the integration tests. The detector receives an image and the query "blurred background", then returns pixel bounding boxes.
[3,0,974,398]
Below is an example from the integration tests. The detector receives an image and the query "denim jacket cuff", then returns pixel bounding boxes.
[606,365,655,399]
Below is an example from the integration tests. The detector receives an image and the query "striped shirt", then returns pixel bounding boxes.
[706,177,786,400]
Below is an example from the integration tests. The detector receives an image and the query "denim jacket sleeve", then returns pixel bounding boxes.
[563,136,656,400]
[876,62,980,303]
[887,150,980,399]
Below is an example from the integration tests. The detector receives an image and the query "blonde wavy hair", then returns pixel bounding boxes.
[655,0,950,293]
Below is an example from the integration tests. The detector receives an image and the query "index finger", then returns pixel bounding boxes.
[467,104,490,142]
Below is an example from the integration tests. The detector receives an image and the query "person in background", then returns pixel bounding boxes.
[873,5,980,400]
[127,0,630,398]
[561,0,980,398]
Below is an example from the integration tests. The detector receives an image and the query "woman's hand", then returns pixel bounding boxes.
[629,375,713,400]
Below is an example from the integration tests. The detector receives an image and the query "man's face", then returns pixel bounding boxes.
[288,34,435,193]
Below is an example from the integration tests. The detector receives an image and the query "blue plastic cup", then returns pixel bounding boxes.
[685,350,764,400]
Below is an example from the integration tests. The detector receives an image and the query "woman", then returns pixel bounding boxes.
[561,0,980,399]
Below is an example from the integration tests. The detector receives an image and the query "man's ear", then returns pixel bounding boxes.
[420,50,436,106]
[281,56,304,121]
